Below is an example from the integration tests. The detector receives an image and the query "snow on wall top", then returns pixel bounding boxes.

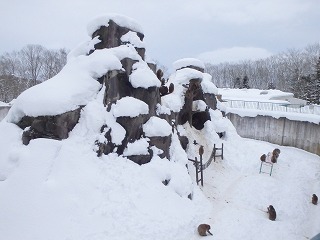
[111,96,149,118]
[219,88,294,102]
[6,48,123,123]
[225,107,320,124]
[143,116,172,137]
[173,58,205,71]
[87,13,144,37]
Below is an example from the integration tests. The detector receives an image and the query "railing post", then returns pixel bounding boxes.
[195,157,198,185]
[200,154,203,186]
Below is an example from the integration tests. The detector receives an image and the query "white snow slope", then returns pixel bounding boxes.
[0,110,319,240]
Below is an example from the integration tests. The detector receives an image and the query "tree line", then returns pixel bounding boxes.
[205,42,320,104]
[0,44,67,102]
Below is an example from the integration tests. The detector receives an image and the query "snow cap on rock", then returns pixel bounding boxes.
[173,58,205,71]
[87,13,144,37]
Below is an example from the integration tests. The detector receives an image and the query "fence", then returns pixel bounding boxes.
[223,99,320,115]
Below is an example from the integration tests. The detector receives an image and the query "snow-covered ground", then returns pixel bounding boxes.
[0,113,319,240]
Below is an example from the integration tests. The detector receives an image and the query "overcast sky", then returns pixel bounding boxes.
[1,0,320,69]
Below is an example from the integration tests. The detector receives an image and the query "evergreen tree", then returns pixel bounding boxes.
[233,77,241,88]
[242,75,250,89]
[267,82,276,89]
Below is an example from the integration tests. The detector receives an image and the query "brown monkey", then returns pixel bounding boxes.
[312,194,318,205]
[197,224,213,236]
[159,85,168,96]
[267,205,276,221]
[199,145,204,156]
[169,83,174,93]
[260,154,266,162]
[273,148,281,155]
[156,69,163,80]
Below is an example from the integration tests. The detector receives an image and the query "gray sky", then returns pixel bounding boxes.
[1,0,320,69]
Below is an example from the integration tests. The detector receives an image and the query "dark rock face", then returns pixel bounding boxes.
[19,108,82,145]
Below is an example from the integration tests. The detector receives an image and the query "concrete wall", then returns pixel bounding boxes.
[0,106,10,121]
[227,113,320,156]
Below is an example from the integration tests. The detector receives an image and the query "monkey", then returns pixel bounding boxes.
[267,205,276,221]
[169,83,174,93]
[159,85,168,96]
[260,154,266,162]
[312,194,318,205]
[273,148,281,155]
[271,155,277,163]
[197,224,213,236]
[199,145,204,156]
[156,69,163,80]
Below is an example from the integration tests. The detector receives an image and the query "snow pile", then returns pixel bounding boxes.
[129,62,160,88]
[143,116,172,137]
[173,58,205,71]
[121,31,145,48]
[111,96,149,118]
[201,73,218,94]
[123,138,149,156]
[5,48,123,123]
[161,68,203,112]
[87,13,144,37]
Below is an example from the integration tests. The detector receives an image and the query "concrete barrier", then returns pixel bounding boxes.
[227,113,320,155]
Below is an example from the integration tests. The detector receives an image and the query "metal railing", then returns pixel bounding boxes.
[223,99,320,115]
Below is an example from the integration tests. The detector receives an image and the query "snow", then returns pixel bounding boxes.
[87,13,144,37]
[121,31,145,48]
[129,61,160,88]
[5,48,123,123]
[0,101,9,107]
[1,95,320,240]
[161,68,204,112]
[219,88,293,103]
[201,73,218,94]
[67,36,101,62]
[111,96,149,118]
[123,138,149,156]
[218,88,320,124]
[143,116,172,137]
[224,107,320,124]
[173,58,205,71]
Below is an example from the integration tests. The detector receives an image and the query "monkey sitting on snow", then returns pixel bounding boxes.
[267,205,276,221]
[312,194,318,205]
[197,224,213,236]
